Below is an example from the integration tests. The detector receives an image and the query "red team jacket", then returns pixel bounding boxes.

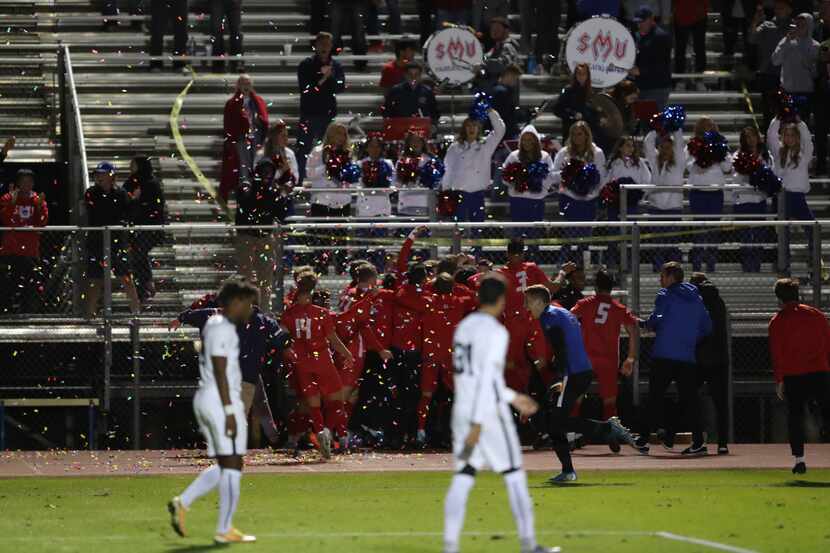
[0,191,49,257]
[422,292,477,371]
[280,302,338,370]
[391,283,432,352]
[769,302,830,382]
[571,294,638,369]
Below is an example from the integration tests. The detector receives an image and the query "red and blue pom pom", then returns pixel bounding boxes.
[650,105,686,136]
[340,161,361,184]
[395,156,420,184]
[600,177,642,209]
[749,165,782,197]
[690,132,729,169]
[469,92,492,122]
[361,160,392,188]
[733,150,762,176]
[561,159,600,197]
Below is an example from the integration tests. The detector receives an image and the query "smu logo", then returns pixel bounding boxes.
[576,30,629,62]
[434,39,479,61]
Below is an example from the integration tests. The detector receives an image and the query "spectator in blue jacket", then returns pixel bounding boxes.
[526,285,634,484]
[170,289,292,427]
[634,262,713,457]
[383,62,440,125]
[296,32,347,184]
[630,6,673,110]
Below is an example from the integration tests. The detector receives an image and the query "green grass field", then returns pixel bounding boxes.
[1,470,828,553]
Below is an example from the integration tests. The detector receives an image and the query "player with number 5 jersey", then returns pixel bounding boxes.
[571,269,640,422]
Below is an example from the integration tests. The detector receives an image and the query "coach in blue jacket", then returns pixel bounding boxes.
[634,262,713,456]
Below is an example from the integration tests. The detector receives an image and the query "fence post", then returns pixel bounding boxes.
[777,192,787,275]
[274,228,285,314]
[630,223,641,406]
[620,187,628,273]
[726,308,735,444]
[812,221,821,308]
[102,227,112,413]
[428,191,439,260]
[131,317,141,450]
[451,223,462,255]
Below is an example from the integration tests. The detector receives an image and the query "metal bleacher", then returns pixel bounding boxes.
[1,0,828,319]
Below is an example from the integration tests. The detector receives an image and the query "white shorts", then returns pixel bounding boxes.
[452,409,522,473]
[193,389,248,457]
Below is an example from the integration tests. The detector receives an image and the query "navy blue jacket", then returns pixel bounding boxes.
[644,283,713,364]
[491,83,521,140]
[383,81,439,122]
[539,305,593,376]
[178,306,291,384]
[634,25,673,90]
[298,54,346,119]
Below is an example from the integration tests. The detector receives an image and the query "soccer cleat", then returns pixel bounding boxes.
[214,528,256,544]
[522,546,562,553]
[167,496,187,538]
[416,429,427,448]
[608,436,621,454]
[548,471,577,484]
[608,417,636,447]
[656,428,674,450]
[681,444,708,456]
[792,461,807,475]
[633,437,650,455]
[717,445,730,455]
[317,428,333,460]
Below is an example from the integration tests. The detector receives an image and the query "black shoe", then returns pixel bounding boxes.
[717,445,729,455]
[681,444,708,456]
[657,428,674,450]
[608,437,621,453]
[633,437,650,455]
[792,461,807,475]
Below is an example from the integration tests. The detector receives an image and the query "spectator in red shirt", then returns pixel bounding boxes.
[571,269,639,427]
[674,0,709,84]
[768,278,830,475]
[380,40,417,91]
[0,169,48,314]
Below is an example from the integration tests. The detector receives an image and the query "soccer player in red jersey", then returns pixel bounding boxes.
[417,272,477,446]
[571,268,639,429]
[280,273,354,458]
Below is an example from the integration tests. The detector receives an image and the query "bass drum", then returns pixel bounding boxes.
[424,26,484,86]
[563,16,636,89]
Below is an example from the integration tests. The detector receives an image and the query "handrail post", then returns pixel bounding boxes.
[102,227,112,414]
[131,317,141,450]
[274,226,285,315]
[726,307,734,444]
[777,191,787,275]
[812,221,822,308]
[631,223,641,407]
[620,187,629,273]
[451,223,462,255]
[428,191,439,260]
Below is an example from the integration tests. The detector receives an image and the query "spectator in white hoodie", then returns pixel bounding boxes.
[733,126,776,273]
[644,128,686,272]
[441,109,506,249]
[687,117,734,272]
[552,120,606,263]
[604,136,651,267]
[501,124,557,259]
[767,115,814,271]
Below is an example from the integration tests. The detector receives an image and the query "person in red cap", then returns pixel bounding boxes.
[768,278,830,475]
[0,168,48,313]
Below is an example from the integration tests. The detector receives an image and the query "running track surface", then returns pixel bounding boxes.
[1,444,828,477]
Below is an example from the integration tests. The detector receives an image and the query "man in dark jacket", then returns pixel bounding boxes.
[631,6,673,110]
[749,0,794,129]
[123,156,166,303]
[491,64,523,140]
[171,292,292,444]
[690,273,730,455]
[634,262,713,456]
[83,162,141,318]
[296,32,346,183]
[383,62,440,125]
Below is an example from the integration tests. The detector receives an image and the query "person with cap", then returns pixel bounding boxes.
[0,168,49,314]
[630,5,673,111]
[491,64,524,141]
[768,278,830,475]
[475,17,521,93]
[749,0,795,129]
[772,11,820,125]
[122,156,166,304]
[83,161,141,317]
[220,75,270,203]
[383,62,440,125]
[472,0,510,45]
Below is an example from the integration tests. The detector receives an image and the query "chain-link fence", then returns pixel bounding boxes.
[0,219,825,450]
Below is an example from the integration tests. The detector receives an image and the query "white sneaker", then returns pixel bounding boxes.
[317,428,333,459]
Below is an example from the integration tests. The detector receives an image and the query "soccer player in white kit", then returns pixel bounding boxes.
[444,275,560,553]
[168,278,260,544]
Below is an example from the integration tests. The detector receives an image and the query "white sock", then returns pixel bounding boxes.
[504,470,536,551]
[180,465,220,509]
[443,473,475,552]
[216,468,242,535]
[795,456,805,464]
